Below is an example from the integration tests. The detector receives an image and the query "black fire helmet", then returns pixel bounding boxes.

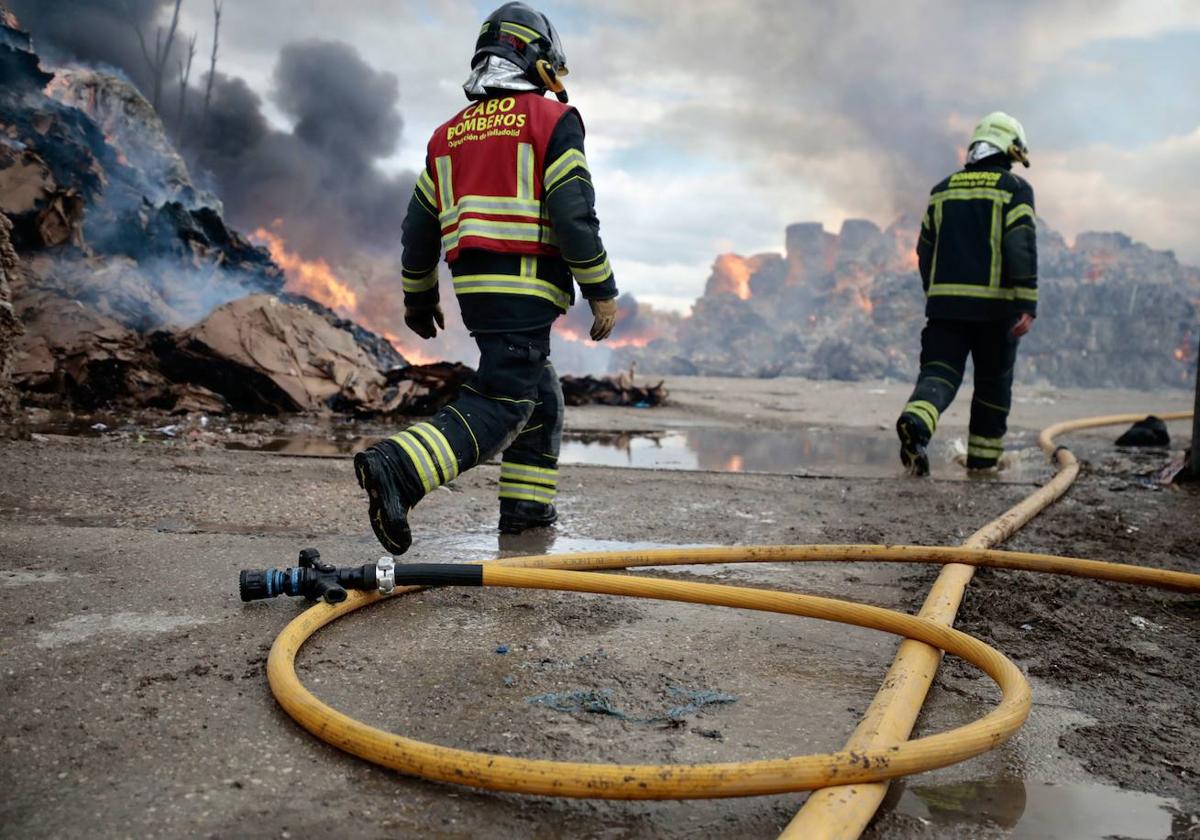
[473,2,570,102]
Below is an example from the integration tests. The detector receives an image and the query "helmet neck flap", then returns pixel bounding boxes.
[468,2,569,102]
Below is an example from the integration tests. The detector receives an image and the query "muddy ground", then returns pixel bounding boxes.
[0,376,1196,839]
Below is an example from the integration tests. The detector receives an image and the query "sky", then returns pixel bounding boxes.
[152,0,1200,311]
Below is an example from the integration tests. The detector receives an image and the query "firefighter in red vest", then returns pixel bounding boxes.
[354,2,618,554]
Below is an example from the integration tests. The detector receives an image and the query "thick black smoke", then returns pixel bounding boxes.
[9,0,176,92]
[192,40,415,266]
[12,2,414,265]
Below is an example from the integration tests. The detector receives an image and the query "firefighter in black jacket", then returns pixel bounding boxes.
[354,2,618,553]
[897,112,1038,475]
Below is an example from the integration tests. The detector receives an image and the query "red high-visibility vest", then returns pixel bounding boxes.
[422,93,577,264]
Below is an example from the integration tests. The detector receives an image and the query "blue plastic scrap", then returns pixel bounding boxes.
[526,685,737,724]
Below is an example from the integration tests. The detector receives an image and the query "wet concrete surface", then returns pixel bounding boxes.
[1,380,1197,838]
[19,411,1055,481]
[890,779,1178,839]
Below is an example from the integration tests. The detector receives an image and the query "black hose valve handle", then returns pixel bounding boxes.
[239,549,383,604]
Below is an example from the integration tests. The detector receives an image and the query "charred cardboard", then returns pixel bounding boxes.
[157,295,388,414]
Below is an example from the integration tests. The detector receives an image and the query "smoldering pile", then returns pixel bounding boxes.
[617,218,1200,389]
[0,13,476,418]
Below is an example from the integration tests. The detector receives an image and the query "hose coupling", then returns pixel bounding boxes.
[376,556,396,595]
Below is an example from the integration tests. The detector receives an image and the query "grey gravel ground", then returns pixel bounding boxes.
[1,377,1195,839]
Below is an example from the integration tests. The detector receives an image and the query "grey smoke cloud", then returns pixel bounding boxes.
[274,40,402,162]
[10,3,416,266]
[12,0,1200,294]
[191,40,415,266]
[9,0,177,91]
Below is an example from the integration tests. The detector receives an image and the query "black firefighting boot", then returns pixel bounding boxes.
[498,498,558,535]
[896,414,931,477]
[354,440,421,555]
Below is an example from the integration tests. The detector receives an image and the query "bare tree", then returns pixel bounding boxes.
[203,0,223,126]
[130,0,185,113]
[176,33,197,139]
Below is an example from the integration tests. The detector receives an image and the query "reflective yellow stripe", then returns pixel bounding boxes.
[973,397,1009,414]
[967,446,1002,459]
[416,170,436,206]
[989,200,1001,288]
[571,256,612,285]
[402,269,438,294]
[440,195,545,223]
[904,400,940,434]
[1006,203,1035,227]
[453,274,570,309]
[445,405,479,462]
[927,284,1023,300]
[929,201,943,285]
[498,482,556,503]
[500,462,559,486]
[930,187,1013,204]
[500,471,557,488]
[445,218,546,244]
[434,155,453,212]
[462,384,536,405]
[544,149,588,191]
[499,21,541,43]
[926,360,962,378]
[389,432,435,494]
[517,142,535,201]
[501,462,558,477]
[1014,287,1038,301]
[969,434,1004,448]
[411,423,458,482]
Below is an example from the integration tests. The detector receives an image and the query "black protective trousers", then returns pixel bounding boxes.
[387,327,564,509]
[900,318,1020,468]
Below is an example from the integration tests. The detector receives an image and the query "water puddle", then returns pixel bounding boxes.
[558,428,1049,481]
[14,412,1051,480]
[892,779,1179,839]
[427,532,715,564]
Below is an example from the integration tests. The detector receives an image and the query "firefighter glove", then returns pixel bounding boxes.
[405,304,445,340]
[1011,313,1035,338]
[588,297,618,341]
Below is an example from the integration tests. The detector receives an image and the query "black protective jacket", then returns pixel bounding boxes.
[916,157,1038,321]
[400,105,617,334]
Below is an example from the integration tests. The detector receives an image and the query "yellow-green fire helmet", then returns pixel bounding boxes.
[969,111,1030,167]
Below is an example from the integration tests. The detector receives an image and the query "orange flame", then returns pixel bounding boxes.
[1174,348,1186,362]
[725,454,745,472]
[252,228,359,314]
[251,226,440,365]
[553,319,659,349]
[895,240,919,272]
[554,325,587,345]
[713,254,753,300]
[609,335,654,349]
[381,330,439,366]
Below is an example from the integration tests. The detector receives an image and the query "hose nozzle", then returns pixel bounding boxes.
[238,549,383,604]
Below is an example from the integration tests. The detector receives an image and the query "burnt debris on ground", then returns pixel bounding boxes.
[0,14,428,418]
[561,373,669,408]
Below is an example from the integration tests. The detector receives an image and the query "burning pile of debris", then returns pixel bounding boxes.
[617,217,1200,389]
[0,11,475,418]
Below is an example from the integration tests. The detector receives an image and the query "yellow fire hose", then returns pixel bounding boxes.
[783,410,1194,838]
[264,412,1196,826]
